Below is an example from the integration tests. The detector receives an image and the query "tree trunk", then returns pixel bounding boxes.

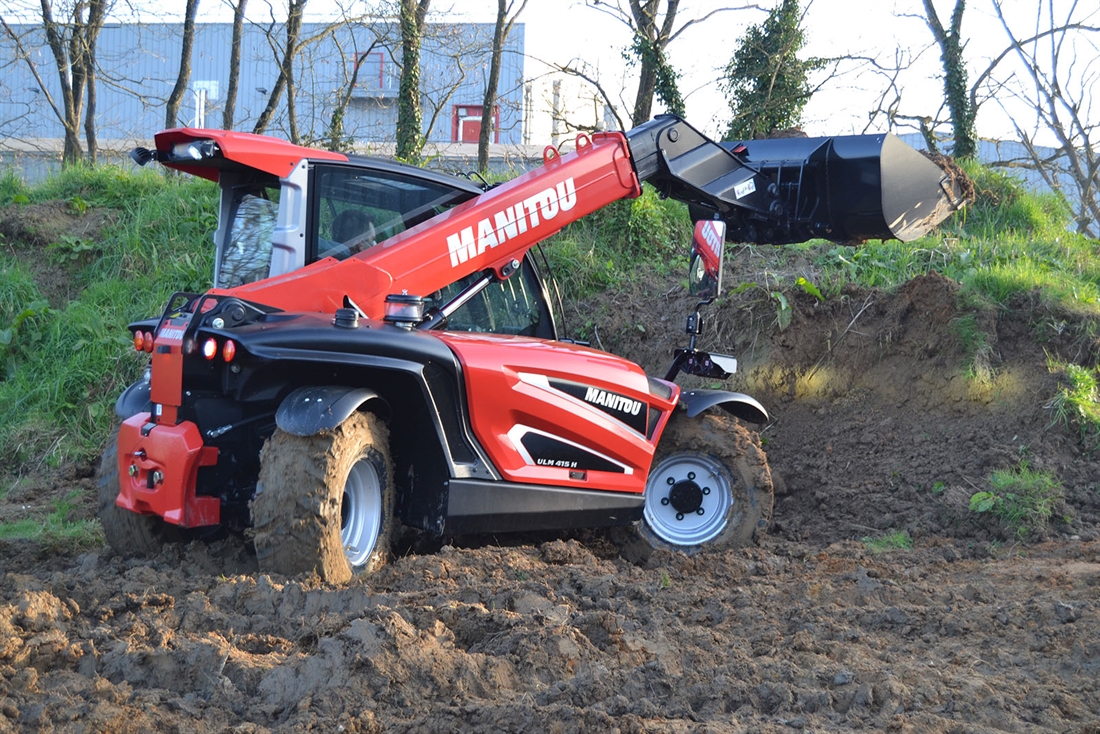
[253,0,307,137]
[165,0,201,129]
[396,0,430,163]
[222,0,248,130]
[82,0,106,162]
[627,0,679,127]
[478,0,527,172]
[922,0,976,159]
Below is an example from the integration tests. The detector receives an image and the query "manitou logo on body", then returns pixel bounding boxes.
[447,177,577,267]
[158,327,185,341]
[584,386,642,416]
[698,220,722,260]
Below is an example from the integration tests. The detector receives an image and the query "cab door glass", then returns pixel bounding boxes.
[312,165,473,262]
[436,259,548,337]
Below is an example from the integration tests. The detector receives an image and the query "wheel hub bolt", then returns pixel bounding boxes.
[668,479,704,519]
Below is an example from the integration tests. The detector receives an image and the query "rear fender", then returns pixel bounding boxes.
[679,389,768,424]
[114,375,152,420]
[275,385,390,436]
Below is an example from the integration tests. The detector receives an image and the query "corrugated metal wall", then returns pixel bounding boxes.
[0,20,525,146]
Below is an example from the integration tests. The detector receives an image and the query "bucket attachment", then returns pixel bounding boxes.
[626,116,968,246]
[707,133,969,244]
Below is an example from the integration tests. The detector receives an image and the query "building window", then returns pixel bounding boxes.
[351,52,396,96]
[451,105,500,144]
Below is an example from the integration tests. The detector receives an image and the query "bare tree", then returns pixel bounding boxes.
[986,0,1100,237]
[1,0,109,165]
[165,0,200,129]
[82,0,107,161]
[222,0,248,129]
[252,0,307,140]
[396,0,430,162]
[584,0,759,126]
[478,0,527,172]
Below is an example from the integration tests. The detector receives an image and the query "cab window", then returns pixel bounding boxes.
[217,186,280,288]
[434,259,554,338]
[311,165,474,261]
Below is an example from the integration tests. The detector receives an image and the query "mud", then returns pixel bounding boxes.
[4,262,1100,731]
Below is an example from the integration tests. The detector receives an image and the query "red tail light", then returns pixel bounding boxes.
[222,340,236,362]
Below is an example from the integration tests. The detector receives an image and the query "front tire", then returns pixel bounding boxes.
[96,427,181,556]
[637,409,772,554]
[252,411,395,584]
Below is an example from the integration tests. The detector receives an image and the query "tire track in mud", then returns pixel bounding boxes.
[2,536,1098,732]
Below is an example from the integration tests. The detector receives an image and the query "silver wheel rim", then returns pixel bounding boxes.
[341,457,383,568]
[644,453,732,546]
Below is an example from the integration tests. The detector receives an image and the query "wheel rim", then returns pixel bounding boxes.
[644,453,732,546]
[341,456,383,568]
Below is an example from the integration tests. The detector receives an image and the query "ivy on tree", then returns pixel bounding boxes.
[721,0,819,141]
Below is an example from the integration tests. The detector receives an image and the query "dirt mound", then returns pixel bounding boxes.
[594,270,1100,547]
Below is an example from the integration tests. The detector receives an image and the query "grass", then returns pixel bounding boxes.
[805,160,1100,322]
[0,168,217,470]
[1046,358,1100,448]
[861,530,913,553]
[969,460,1065,539]
[0,489,103,550]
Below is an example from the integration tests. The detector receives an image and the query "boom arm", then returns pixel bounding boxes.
[214,115,963,318]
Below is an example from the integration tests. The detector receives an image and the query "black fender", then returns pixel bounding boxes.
[114,376,152,420]
[679,388,769,424]
[275,385,390,437]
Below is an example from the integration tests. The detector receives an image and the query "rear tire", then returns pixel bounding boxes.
[636,409,772,555]
[96,427,181,556]
[251,411,395,584]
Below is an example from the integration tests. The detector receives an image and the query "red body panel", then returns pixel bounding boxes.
[155,128,348,182]
[214,132,642,319]
[129,130,646,527]
[116,413,220,526]
[438,332,679,493]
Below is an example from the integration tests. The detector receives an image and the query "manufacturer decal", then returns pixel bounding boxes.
[733,178,756,200]
[583,386,642,416]
[447,177,577,267]
[158,327,186,341]
[509,426,630,475]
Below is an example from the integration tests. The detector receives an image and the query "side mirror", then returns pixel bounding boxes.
[688,220,725,298]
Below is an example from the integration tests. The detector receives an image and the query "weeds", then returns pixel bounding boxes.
[1045,357,1100,448]
[861,530,913,552]
[969,461,1064,539]
[0,489,102,550]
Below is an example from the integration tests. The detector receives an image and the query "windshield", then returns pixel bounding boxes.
[217,186,280,288]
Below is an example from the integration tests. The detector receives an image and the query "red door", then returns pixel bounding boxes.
[452,105,499,143]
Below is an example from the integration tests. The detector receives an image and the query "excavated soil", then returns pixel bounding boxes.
[4,249,1100,731]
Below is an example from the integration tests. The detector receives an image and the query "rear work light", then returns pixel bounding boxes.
[203,338,218,360]
[171,139,219,161]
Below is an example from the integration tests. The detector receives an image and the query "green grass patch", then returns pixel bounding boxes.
[1046,358,1100,448]
[0,167,216,469]
[0,489,103,550]
[861,530,913,552]
[969,460,1064,539]
[543,185,691,299]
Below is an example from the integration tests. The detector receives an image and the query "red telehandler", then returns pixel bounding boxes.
[103,115,964,582]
